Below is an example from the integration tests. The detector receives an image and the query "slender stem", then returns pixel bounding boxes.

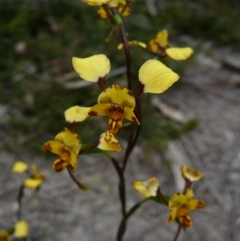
[183,180,192,194]
[117,199,149,241]
[79,140,100,155]
[119,23,132,90]
[156,188,169,206]
[67,166,90,192]
[122,98,142,171]
[98,77,107,91]
[133,83,144,99]
[16,185,25,220]
[111,158,126,216]
[110,8,132,90]
[171,224,182,241]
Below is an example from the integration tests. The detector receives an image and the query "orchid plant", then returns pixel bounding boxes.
[5,1,205,240]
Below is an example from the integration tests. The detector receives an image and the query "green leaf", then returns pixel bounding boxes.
[180,119,198,134]
[81,144,112,159]
[147,195,170,205]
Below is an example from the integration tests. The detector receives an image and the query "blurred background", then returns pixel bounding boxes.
[1,0,240,240]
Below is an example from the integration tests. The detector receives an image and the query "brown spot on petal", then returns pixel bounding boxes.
[52,160,67,172]
[43,142,52,152]
[168,215,173,223]
[197,200,206,209]
[179,215,192,228]
[88,111,98,116]
[127,90,133,96]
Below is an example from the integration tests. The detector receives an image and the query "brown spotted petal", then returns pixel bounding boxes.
[98,85,135,109]
[181,165,204,182]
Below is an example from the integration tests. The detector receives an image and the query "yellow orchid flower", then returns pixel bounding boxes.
[89,85,140,134]
[98,131,121,152]
[147,30,193,60]
[0,230,12,241]
[12,161,45,189]
[14,220,29,238]
[133,177,159,198]
[168,189,205,228]
[24,165,45,189]
[181,165,204,183]
[97,0,131,19]
[43,128,81,172]
[82,0,131,19]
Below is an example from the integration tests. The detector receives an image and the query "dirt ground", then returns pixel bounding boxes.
[1,41,240,241]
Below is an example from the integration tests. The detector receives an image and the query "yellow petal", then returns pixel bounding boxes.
[185,189,194,199]
[139,59,179,94]
[147,39,159,54]
[98,131,121,152]
[123,107,140,124]
[108,0,124,7]
[89,103,112,117]
[72,55,111,82]
[97,7,108,19]
[55,128,81,156]
[14,220,29,238]
[117,40,147,50]
[133,177,159,198]
[0,230,11,241]
[186,199,206,211]
[30,165,45,180]
[82,0,110,5]
[64,106,90,123]
[12,161,28,173]
[181,165,203,182]
[167,208,178,224]
[98,85,135,108]
[166,47,193,60]
[43,140,65,155]
[168,193,189,210]
[69,152,78,172]
[24,178,42,189]
[156,30,169,47]
[120,5,131,16]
